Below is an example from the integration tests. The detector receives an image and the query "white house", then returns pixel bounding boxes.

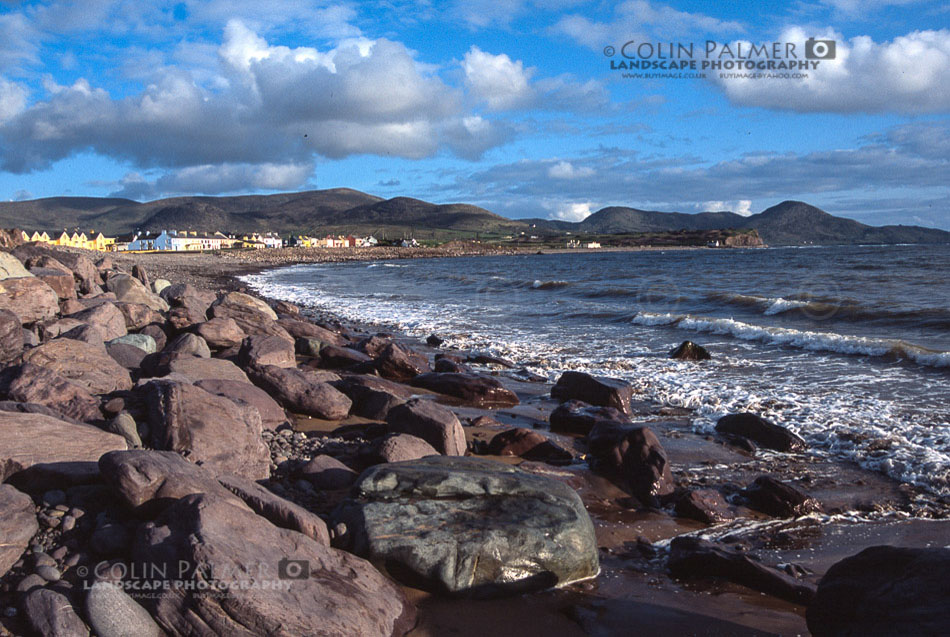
[124,230,225,251]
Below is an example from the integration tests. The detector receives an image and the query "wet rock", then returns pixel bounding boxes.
[466,353,515,368]
[0,362,102,422]
[551,371,634,415]
[143,380,270,480]
[0,484,38,578]
[674,488,734,524]
[426,334,444,347]
[21,587,90,636]
[217,473,330,545]
[715,413,805,452]
[806,545,950,636]
[742,475,822,518]
[105,274,168,312]
[0,276,60,324]
[549,399,631,435]
[335,456,599,597]
[0,308,22,362]
[669,536,815,605]
[85,580,162,637]
[587,420,675,505]
[433,358,470,373]
[22,337,133,394]
[133,493,416,636]
[318,344,372,368]
[194,317,245,349]
[238,333,296,369]
[386,398,465,456]
[300,455,358,490]
[410,372,519,408]
[670,340,711,360]
[194,378,287,430]
[486,428,573,464]
[365,433,439,464]
[372,342,431,382]
[249,365,351,420]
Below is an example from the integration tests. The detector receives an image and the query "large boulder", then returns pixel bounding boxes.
[365,433,440,464]
[0,276,59,324]
[30,266,77,299]
[194,317,245,349]
[333,374,409,421]
[742,475,822,518]
[806,545,950,636]
[716,413,805,452]
[410,372,519,407]
[160,283,216,314]
[335,456,599,596]
[71,301,128,341]
[0,251,32,279]
[209,292,292,342]
[115,302,164,331]
[371,342,430,381]
[551,371,634,415]
[85,581,162,637]
[22,337,133,394]
[106,274,169,312]
[0,362,102,422]
[238,333,296,369]
[217,473,330,545]
[133,493,416,636]
[276,317,346,346]
[249,365,351,420]
[21,587,90,636]
[319,344,372,368]
[194,379,287,430]
[143,381,270,480]
[167,357,250,383]
[386,398,465,456]
[486,428,573,464]
[0,410,127,478]
[0,308,22,362]
[0,484,38,578]
[587,420,675,505]
[549,399,631,435]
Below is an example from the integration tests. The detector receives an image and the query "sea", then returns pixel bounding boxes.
[242,244,950,497]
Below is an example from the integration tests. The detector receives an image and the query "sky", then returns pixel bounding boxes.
[0,0,947,228]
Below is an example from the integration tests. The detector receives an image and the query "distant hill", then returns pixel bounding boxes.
[0,190,946,245]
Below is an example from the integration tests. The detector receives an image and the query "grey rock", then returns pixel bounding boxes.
[85,580,162,637]
[386,398,465,456]
[107,334,157,354]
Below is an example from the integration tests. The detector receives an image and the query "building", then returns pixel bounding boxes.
[123,230,225,251]
[585,242,602,249]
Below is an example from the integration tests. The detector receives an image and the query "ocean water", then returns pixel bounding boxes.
[243,244,950,496]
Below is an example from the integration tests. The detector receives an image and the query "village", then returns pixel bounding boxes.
[17,229,398,252]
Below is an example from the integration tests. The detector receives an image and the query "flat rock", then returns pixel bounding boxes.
[209,292,292,342]
[674,488,734,524]
[335,456,599,596]
[194,317,245,349]
[0,362,102,422]
[716,413,805,452]
[134,493,416,636]
[277,317,346,346]
[194,378,286,430]
[386,398,465,456]
[22,337,133,394]
[249,365,351,420]
[238,333,296,369]
[806,545,950,636]
[143,381,270,480]
[319,344,371,368]
[168,357,250,383]
[0,276,59,324]
[551,371,634,415]
[410,372,519,407]
[31,266,77,299]
[0,484,38,578]
[0,251,32,279]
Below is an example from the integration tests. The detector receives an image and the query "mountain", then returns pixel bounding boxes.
[0,190,946,245]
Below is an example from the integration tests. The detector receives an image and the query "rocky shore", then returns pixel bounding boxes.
[0,243,947,636]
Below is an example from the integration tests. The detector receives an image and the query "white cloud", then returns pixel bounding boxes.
[110,161,313,199]
[0,78,28,123]
[550,202,594,221]
[703,200,753,215]
[462,46,533,110]
[712,27,950,113]
[548,160,594,179]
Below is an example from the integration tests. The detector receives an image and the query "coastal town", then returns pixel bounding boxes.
[18,229,388,252]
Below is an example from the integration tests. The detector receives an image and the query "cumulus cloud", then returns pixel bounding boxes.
[703,200,753,215]
[549,201,593,221]
[109,161,313,199]
[548,160,594,179]
[712,27,950,113]
[0,78,27,123]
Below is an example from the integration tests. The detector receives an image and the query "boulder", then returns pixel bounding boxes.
[249,365,351,420]
[21,587,90,636]
[365,433,439,464]
[410,372,519,407]
[318,344,372,368]
[115,302,164,331]
[194,378,286,430]
[0,308,22,362]
[669,536,815,605]
[433,358,469,373]
[194,317,245,349]
[159,283,216,313]
[486,428,573,464]
[107,342,148,370]
[217,473,330,545]
[209,292,292,342]
[742,476,822,518]
[334,374,410,421]
[104,412,142,449]
[715,413,806,452]
[551,371,634,415]
[167,305,207,331]
[133,493,416,636]
[0,362,102,422]
[131,263,149,288]
[143,381,270,480]
[151,278,171,295]
[238,333,296,369]
[60,323,105,348]
[0,251,32,279]
[277,317,346,346]
[806,545,950,636]
[300,455,358,490]
[139,324,167,351]
[0,410,126,478]
[85,580,162,637]
[0,484,38,578]
[274,300,299,315]
[30,266,77,299]
[356,333,393,357]
[373,342,430,381]
[47,251,101,291]
[426,334,444,347]
[167,357,250,383]
[0,276,59,324]
[23,337,133,394]
[163,332,211,358]
[335,456,599,596]
[674,488,735,524]
[549,399,631,435]
[106,274,169,312]
[108,333,157,354]
[386,398,465,456]
[669,340,711,360]
[587,420,674,505]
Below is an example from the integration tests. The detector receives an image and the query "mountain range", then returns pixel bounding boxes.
[0,189,946,246]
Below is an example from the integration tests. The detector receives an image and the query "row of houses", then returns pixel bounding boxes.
[22,230,115,251]
[286,235,379,248]
[22,229,382,252]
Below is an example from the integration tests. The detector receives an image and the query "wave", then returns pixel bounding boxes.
[531,280,570,290]
[632,312,950,368]
[707,292,950,325]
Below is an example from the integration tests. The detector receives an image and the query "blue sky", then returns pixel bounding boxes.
[0,0,947,228]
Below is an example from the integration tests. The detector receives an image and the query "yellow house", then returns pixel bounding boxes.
[21,230,51,243]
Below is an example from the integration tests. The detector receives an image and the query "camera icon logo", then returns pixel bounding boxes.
[277,558,310,580]
[805,38,836,60]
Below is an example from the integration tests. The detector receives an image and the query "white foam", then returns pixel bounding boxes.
[763,297,810,315]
